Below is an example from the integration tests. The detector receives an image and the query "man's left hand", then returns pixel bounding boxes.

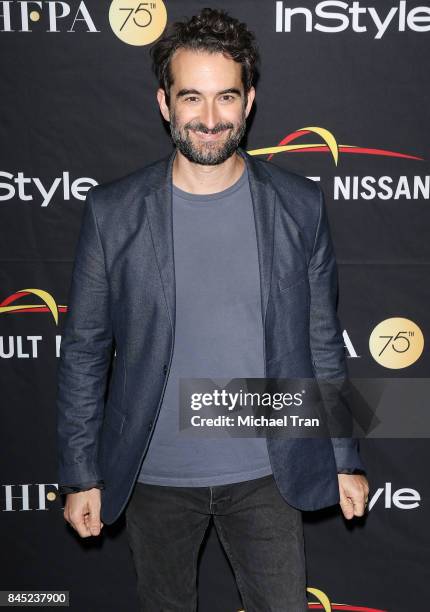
[338,474,370,519]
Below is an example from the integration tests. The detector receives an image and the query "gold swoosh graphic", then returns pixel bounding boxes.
[0,288,59,324]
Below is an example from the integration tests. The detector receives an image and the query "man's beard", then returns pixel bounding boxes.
[169,107,247,166]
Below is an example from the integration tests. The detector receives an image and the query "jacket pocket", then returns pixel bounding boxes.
[104,354,126,434]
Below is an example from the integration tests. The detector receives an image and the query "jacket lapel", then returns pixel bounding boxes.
[144,150,177,332]
[238,147,276,334]
[145,146,276,335]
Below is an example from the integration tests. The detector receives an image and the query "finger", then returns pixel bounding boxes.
[350,494,367,517]
[339,491,354,520]
[85,507,102,536]
[353,500,366,517]
[87,516,102,536]
[70,514,92,538]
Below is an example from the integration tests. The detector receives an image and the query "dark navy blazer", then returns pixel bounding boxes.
[56,146,366,525]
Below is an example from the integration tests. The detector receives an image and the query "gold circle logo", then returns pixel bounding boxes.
[109,0,167,46]
[369,317,424,368]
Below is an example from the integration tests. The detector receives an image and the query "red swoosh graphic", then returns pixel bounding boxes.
[266,129,423,161]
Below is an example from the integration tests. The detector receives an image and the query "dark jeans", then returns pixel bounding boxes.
[124,474,308,612]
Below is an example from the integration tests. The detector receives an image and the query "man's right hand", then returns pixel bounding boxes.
[63,488,104,538]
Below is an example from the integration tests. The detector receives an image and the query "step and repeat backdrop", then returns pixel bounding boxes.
[1,1,429,611]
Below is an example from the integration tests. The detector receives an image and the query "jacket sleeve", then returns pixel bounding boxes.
[58,481,105,495]
[308,185,367,475]
[56,185,113,490]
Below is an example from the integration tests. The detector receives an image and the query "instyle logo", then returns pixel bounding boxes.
[368,482,421,510]
[0,1,98,32]
[0,171,97,207]
[275,1,430,39]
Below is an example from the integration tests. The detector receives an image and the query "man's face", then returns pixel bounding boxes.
[157,49,255,165]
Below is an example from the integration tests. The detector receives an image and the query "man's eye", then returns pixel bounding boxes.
[221,95,234,101]
[185,97,199,102]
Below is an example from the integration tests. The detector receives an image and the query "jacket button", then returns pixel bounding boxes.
[148,421,153,431]
[163,364,168,375]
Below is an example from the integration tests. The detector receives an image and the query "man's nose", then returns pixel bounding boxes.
[200,102,220,131]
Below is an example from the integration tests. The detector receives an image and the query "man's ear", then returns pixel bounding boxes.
[245,86,256,118]
[157,88,170,122]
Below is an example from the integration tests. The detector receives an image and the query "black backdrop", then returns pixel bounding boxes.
[1,1,429,610]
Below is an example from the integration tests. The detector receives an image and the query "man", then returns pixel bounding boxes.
[57,8,369,611]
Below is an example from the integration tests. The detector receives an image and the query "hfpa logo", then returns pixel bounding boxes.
[0,1,98,32]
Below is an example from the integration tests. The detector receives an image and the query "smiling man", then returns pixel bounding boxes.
[57,7,369,612]
[168,54,248,165]
[162,48,252,190]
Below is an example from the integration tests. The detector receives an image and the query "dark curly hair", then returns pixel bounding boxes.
[150,7,259,107]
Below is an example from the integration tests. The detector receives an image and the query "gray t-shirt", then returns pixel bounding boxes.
[137,163,273,486]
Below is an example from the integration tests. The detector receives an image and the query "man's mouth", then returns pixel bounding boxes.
[192,129,228,141]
